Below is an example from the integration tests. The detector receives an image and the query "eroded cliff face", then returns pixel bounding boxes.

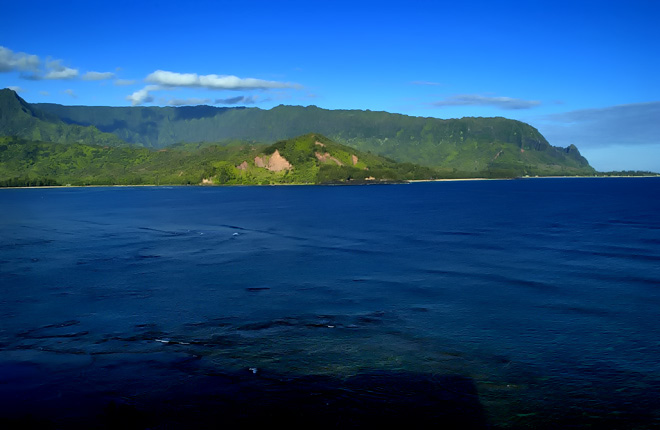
[254,150,292,172]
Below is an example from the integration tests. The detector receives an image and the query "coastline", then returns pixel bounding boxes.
[1,175,658,190]
[412,175,660,182]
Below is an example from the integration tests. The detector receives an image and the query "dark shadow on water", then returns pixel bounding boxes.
[4,361,660,429]
[183,372,490,429]
[0,366,489,429]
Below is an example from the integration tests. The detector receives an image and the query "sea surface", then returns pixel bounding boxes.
[1,178,659,428]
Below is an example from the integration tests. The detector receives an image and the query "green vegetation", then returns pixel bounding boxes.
[0,89,126,147]
[0,134,439,187]
[234,133,438,184]
[0,88,600,184]
[0,136,262,186]
[24,91,595,176]
[596,170,660,177]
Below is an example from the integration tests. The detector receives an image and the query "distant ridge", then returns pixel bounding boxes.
[1,89,594,177]
[0,88,125,147]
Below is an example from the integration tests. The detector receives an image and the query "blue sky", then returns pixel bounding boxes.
[2,0,658,172]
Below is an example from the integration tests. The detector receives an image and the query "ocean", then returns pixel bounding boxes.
[1,178,659,428]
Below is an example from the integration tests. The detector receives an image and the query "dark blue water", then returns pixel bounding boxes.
[1,179,659,428]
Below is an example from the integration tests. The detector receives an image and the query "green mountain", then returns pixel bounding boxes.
[0,133,436,187]
[228,133,437,185]
[31,94,593,176]
[0,88,125,147]
[1,89,594,177]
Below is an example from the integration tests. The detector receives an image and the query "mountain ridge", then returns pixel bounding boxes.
[0,89,126,147]
[1,89,594,177]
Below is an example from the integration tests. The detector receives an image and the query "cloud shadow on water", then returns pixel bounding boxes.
[0,359,490,429]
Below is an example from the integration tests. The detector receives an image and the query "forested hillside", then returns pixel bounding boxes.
[1,89,596,179]
[0,89,126,147]
[32,96,594,177]
[0,134,437,186]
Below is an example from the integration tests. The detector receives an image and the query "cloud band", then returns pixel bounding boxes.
[431,94,541,110]
[145,70,300,91]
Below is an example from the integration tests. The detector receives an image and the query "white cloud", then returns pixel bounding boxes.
[82,71,115,81]
[7,85,23,93]
[145,70,300,90]
[126,85,160,106]
[431,94,541,110]
[0,46,40,72]
[44,67,79,80]
[38,59,79,80]
[11,57,79,80]
[1,46,98,82]
[126,70,300,106]
[114,79,136,86]
[39,91,50,96]
[148,70,197,86]
[62,89,77,98]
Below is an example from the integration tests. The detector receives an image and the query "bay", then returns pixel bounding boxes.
[1,178,659,428]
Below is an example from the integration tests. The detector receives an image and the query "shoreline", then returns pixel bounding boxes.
[1,175,658,190]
